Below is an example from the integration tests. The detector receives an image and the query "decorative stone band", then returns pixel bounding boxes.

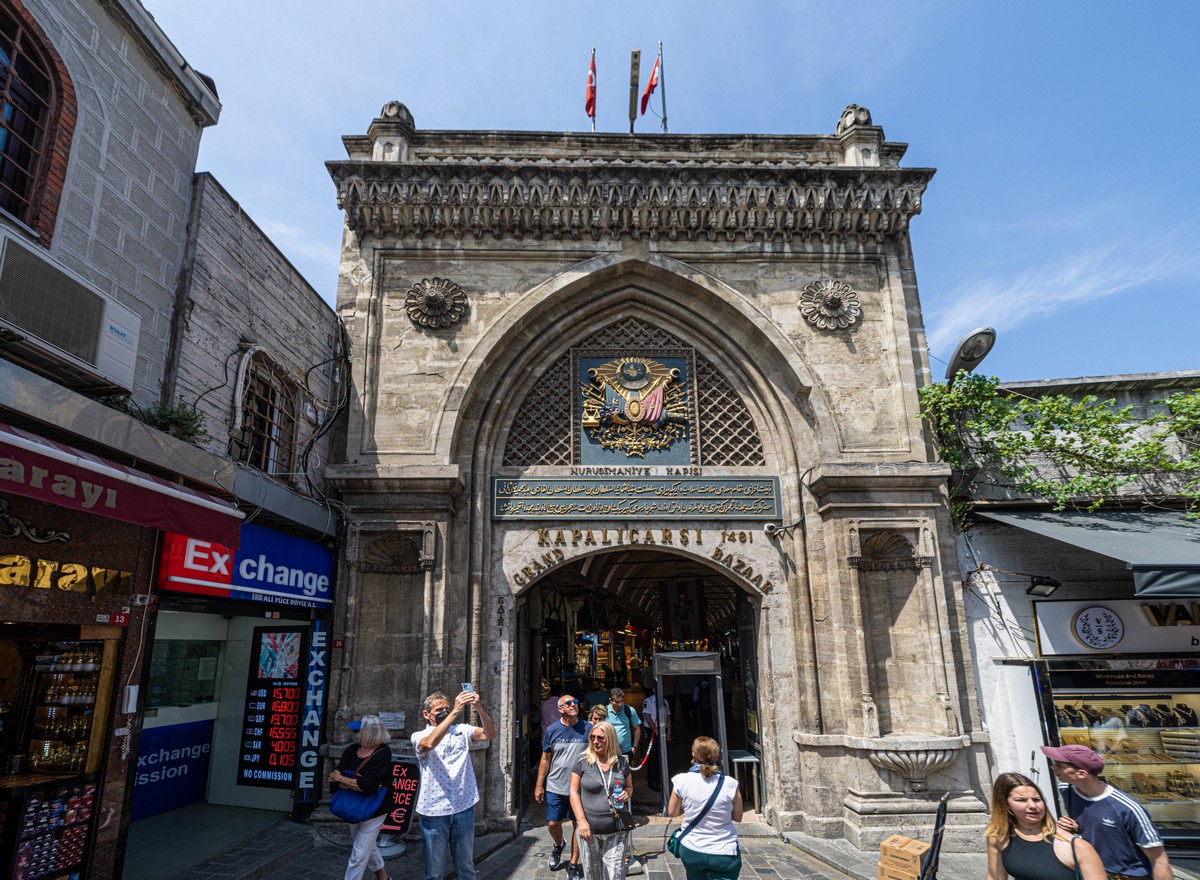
[328,162,934,244]
[792,732,972,793]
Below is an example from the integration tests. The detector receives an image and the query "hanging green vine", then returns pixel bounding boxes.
[918,373,1200,524]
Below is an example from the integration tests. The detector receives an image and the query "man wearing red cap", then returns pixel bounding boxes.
[1041,744,1173,880]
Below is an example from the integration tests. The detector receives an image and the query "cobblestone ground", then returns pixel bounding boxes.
[172,812,857,880]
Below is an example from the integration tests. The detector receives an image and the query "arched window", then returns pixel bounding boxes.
[0,1,74,241]
[232,354,299,480]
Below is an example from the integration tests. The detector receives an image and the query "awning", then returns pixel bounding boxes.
[977,509,1200,596]
[0,422,243,547]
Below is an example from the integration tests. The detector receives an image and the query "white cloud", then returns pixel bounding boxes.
[925,238,1200,358]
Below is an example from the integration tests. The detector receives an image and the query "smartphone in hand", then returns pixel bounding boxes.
[461,682,475,694]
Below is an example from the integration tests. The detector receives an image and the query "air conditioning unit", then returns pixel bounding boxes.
[0,228,140,395]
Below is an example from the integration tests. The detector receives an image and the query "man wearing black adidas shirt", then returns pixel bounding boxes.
[1042,744,1173,880]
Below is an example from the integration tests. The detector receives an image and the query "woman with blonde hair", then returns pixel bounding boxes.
[667,736,742,880]
[588,704,607,725]
[985,772,1105,880]
[569,721,632,880]
[329,715,393,880]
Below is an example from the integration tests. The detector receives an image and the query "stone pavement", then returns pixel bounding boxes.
[162,806,1200,880]
[171,811,861,880]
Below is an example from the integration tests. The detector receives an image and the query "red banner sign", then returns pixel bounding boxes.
[0,422,241,547]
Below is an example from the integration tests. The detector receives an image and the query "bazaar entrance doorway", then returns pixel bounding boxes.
[510,546,762,817]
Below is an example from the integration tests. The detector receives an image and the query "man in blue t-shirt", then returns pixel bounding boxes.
[535,693,589,880]
[605,687,641,756]
[1041,744,1172,880]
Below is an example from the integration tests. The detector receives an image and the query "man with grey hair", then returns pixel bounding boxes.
[413,689,496,880]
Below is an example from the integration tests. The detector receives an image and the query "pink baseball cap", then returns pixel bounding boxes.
[1040,744,1103,774]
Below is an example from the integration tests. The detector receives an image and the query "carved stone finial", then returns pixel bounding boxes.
[405,278,468,329]
[379,101,414,127]
[799,279,862,330]
[836,104,873,136]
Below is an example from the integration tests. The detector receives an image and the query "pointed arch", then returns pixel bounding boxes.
[440,253,837,476]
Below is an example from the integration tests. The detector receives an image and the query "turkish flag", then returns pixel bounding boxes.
[585,54,597,119]
[640,57,659,115]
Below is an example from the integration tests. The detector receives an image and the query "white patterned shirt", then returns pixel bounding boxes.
[412,724,480,816]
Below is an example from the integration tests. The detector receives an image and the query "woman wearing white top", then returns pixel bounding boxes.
[667,736,743,880]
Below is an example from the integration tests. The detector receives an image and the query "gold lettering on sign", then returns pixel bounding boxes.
[0,554,132,602]
[710,548,772,593]
[513,548,567,586]
[536,526,704,548]
[1141,603,1200,626]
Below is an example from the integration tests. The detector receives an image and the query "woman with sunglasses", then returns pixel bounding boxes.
[569,721,632,880]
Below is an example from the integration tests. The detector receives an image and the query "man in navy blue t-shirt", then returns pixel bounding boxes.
[535,693,590,880]
[1041,744,1172,880]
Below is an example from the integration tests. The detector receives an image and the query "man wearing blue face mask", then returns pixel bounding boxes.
[413,689,496,880]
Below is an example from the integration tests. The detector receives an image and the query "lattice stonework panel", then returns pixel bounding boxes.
[502,318,765,467]
[695,357,766,466]
[502,351,574,466]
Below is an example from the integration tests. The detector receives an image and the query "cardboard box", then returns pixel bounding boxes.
[879,834,931,874]
[877,861,920,880]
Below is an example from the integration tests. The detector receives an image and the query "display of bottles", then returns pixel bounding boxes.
[41,677,95,706]
[47,650,99,672]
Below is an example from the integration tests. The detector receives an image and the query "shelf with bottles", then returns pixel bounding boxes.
[31,649,101,676]
[34,674,98,709]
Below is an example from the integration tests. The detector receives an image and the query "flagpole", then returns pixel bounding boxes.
[658,42,667,134]
[591,48,596,132]
[628,49,641,135]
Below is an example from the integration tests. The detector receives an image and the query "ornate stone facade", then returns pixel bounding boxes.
[325,103,989,849]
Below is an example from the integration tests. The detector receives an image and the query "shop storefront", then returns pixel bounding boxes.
[132,523,333,825]
[0,422,243,879]
[1032,598,1200,847]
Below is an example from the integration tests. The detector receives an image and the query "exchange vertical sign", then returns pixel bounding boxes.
[238,626,307,788]
[295,620,327,803]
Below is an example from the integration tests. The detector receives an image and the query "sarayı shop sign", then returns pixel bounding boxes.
[158,523,333,608]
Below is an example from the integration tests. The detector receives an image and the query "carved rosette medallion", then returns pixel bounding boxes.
[799,280,862,330]
[868,747,958,792]
[405,277,468,329]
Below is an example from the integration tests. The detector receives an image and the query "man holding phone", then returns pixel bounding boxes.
[413,686,496,880]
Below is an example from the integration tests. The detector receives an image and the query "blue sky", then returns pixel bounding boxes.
[144,0,1199,383]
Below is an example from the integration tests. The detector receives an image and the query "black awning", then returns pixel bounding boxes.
[976,509,1200,596]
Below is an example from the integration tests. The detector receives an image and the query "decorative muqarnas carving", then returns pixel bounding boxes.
[868,747,958,792]
[360,531,435,573]
[405,278,468,329]
[799,279,862,330]
[849,531,932,572]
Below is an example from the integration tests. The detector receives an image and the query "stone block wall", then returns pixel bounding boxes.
[23,0,217,407]
[169,173,338,493]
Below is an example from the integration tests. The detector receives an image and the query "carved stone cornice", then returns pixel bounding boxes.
[327,160,934,244]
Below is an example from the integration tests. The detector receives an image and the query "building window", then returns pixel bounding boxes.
[233,355,298,479]
[0,1,74,242]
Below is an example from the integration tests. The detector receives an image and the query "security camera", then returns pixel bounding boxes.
[763,523,780,537]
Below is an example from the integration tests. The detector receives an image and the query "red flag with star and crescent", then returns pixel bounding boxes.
[640,56,659,115]
[585,53,597,120]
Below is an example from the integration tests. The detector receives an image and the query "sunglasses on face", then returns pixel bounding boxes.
[590,735,607,741]
[560,700,578,707]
